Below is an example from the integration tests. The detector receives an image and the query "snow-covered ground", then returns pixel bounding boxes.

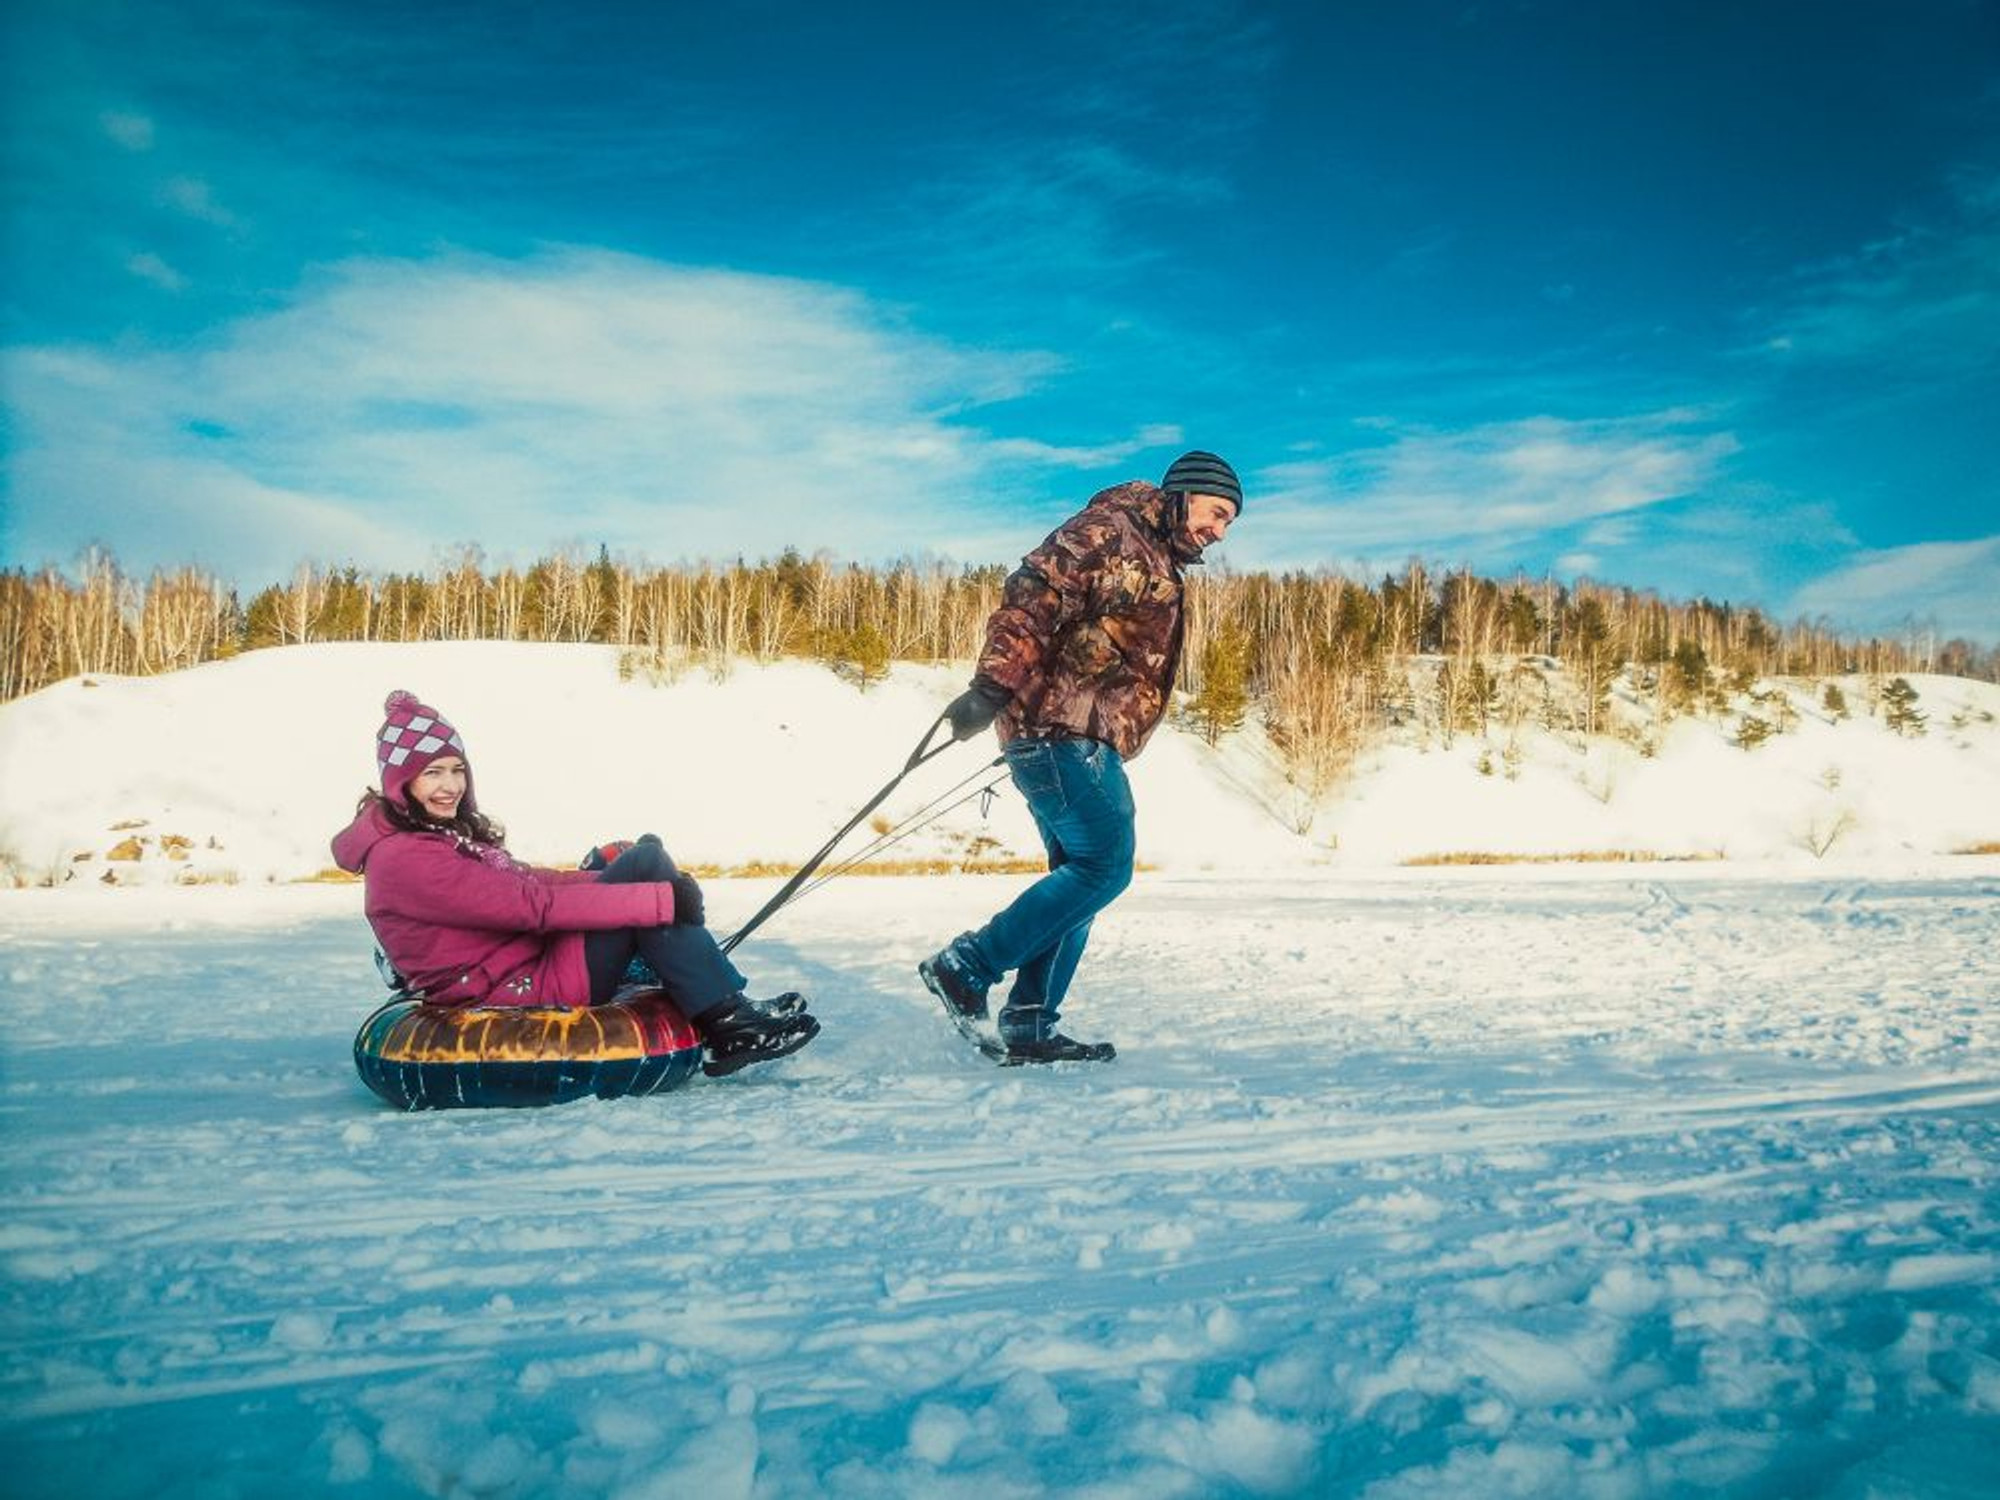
[0,643,1307,884]
[1,642,1996,885]
[3,867,1998,1498]
[2,643,1997,1495]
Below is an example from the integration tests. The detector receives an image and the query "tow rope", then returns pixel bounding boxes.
[720,714,1003,954]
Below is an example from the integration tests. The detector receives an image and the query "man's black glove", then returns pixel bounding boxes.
[668,871,706,927]
[945,678,1010,742]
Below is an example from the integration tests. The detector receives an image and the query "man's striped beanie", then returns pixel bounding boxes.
[1161,450,1242,512]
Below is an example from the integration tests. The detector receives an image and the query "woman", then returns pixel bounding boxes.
[331,690,818,1077]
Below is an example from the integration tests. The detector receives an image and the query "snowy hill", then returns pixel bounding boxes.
[0,641,1996,887]
[1322,666,2000,867]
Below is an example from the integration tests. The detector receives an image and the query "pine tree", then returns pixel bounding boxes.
[1502,588,1541,654]
[241,586,286,649]
[316,567,371,640]
[1883,677,1927,737]
[1189,624,1251,745]
[1561,597,1618,733]
[1667,639,1709,714]
[847,622,891,690]
[1734,714,1774,751]
[587,544,621,642]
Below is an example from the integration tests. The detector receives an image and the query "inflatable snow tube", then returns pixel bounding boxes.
[353,990,703,1110]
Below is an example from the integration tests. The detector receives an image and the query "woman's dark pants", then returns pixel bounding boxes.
[583,838,745,1015]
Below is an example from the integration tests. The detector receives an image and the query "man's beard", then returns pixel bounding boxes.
[1164,492,1209,564]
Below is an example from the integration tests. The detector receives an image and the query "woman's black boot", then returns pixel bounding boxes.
[752,991,810,1021]
[694,994,821,1077]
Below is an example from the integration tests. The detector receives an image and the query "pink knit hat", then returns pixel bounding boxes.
[376,690,470,804]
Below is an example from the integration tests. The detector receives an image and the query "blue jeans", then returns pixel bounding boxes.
[962,738,1136,1044]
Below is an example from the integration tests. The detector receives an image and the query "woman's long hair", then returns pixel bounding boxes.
[354,787,506,848]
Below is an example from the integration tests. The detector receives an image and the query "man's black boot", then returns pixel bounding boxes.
[1004,1033,1117,1065]
[919,935,991,1023]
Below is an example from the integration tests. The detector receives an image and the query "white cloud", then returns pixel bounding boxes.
[1790,535,2000,644]
[2,249,1152,581]
[1579,516,1637,549]
[159,175,239,228]
[987,427,1183,469]
[1753,169,2000,373]
[100,110,155,150]
[125,251,186,291]
[1228,413,1738,570]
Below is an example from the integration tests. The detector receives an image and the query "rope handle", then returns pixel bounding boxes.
[905,710,959,772]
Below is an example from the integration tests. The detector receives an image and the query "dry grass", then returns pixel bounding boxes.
[686,857,1054,878]
[1402,849,1724,868]
[1951,841,2000,856]
[295,857,1125,884]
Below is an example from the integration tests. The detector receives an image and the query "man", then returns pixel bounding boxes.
[919,450,1243,1064]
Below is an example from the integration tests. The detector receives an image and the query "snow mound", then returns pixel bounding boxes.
[0,642,1308,886]
[0,643,1996,886]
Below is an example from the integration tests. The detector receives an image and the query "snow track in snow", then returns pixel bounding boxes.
[2,870,1996,1498]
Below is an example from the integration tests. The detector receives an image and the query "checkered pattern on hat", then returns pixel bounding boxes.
[375,690,469,801]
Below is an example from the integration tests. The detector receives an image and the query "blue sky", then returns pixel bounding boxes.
[5,0,1997,643]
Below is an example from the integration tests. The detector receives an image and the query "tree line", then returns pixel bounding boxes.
[4,546,1991,740]
[0,546,1011,703]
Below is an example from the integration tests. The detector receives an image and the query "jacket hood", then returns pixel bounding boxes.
[1083,479,1166,523]
[1085,479,1203,566]
[331,800,397,874]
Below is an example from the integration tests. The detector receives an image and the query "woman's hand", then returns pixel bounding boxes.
[668,871,706,927]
